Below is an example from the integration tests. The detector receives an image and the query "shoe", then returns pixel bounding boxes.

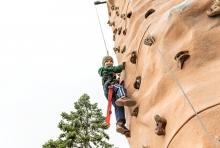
[116,123,131,137]
[116,96,137,107]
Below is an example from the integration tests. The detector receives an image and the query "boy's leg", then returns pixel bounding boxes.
[112,83,127,97]
[111,95,126,124]
[113,84,137,107]
[104,84,126,124]
[104,84,131,137]
[112,95,130,137]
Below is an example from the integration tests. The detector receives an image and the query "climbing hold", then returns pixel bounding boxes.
[130,51,137,64]
[109,12,111,16]
[133,76,141,89]
[207,2,220,17]
[113,28,118,35]
[107,20,110,25]
[154,115,167,136]
[118,27,122,35]
[131,106,139,117]
[113,35,116,41]
[115,6,119,10]
[111,5,115,10]
[127,11,132,18]
[120,14,126,20]
[145,9,155,19]
[174,51,189,60]
[120,80,124,87]
[123,29,127,36]
[116,74,120,84]
[174,51,190,69]
[117,46,120,53]
[109,21,115,27]
[122,62,126,69]
[116,11,120,16]
[112,21,115,27]
[121,45,126,53]
[113,46,120,53]
[144,35,154,46]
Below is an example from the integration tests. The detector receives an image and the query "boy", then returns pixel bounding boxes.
[98,55,137,137]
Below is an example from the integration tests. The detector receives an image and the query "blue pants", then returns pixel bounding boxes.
[104,83,127,124]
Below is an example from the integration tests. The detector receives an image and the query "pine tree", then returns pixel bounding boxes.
[43,94,114,148]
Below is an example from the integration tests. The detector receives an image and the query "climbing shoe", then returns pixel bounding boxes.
[116,123,131,137]
[115,96,137,107]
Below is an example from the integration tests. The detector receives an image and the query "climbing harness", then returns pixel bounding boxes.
[104,84,113,128]
[102,75,117,85]
[94,1,109,56]
[127,0,217,147]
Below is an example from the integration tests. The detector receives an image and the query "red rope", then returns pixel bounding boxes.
[104,85,113,128]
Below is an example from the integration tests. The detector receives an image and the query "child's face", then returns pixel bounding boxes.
[105,59,113,66]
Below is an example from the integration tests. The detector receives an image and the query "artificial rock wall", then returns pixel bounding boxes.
[106,0,220,147]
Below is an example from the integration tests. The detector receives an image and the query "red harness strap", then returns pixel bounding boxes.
[104,84,113,128]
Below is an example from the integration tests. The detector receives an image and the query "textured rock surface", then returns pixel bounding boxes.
[107,0,220,147]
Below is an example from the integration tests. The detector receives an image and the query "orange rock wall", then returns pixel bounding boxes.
[107,0,220,147]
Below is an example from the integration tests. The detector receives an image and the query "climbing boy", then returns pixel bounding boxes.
[98,55,137,137]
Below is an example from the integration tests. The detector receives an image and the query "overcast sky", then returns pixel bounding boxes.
[0,0,129,147]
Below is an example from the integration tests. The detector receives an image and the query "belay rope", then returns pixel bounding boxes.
[104,84,113,128]
[94,1,109,56]
[94,1,113,128]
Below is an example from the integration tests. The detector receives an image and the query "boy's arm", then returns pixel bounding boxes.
[98,67,104,77]
[104,65,124,73]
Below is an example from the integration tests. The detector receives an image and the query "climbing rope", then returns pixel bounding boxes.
[94,2,109,56]
[127,0,217,147]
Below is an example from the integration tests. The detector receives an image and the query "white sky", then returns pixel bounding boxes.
[0,0,129,147]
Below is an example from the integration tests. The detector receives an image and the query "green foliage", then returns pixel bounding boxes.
[43,94,114,148]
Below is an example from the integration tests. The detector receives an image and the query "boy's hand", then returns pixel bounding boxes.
[122,62,126,69]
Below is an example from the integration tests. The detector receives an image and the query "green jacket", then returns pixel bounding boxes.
[98,65,124,87]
